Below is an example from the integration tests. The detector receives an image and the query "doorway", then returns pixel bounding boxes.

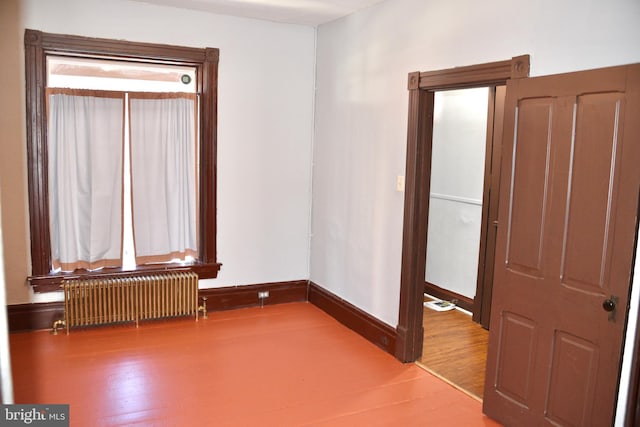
[395,55,530,364]
[420,85,504,398]
[424,85,505,328]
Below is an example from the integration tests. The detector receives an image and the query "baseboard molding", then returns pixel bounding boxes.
[308,282,397,356]
[8,280,398,360]
[8,280,308,332]
[199,280,308,311]
[424,282,474,313]
[8,302,64,332]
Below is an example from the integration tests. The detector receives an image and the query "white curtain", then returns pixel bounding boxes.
[129,93,198,264]
[47,89,124,271]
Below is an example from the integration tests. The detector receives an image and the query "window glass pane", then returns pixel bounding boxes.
[47,56,196,93]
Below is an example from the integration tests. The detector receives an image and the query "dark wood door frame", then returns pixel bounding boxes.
[396,55,530,362]
[473,84,506,328]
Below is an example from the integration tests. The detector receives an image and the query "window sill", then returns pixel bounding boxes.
[29,262,221,293]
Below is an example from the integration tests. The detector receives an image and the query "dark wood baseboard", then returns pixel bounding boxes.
[8,280,398,361]
[199,280,308,311]
[7,280,308,332]
[8,301,64,332]
[308,282,397,356]
[424,282,474,313]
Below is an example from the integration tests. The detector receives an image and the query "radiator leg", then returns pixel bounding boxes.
[51,319,65,335]
[198,296,208,320]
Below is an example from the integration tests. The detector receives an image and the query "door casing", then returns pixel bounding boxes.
[397,55,530,362]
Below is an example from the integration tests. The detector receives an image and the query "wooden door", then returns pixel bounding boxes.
[483,64,640,426]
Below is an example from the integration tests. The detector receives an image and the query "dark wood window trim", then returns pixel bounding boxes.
[24,29,221,292]
[396,55,529,362]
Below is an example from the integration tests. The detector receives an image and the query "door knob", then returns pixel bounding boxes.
[602,297,617,312]
[602,299,616,312]
[603,296,619,322]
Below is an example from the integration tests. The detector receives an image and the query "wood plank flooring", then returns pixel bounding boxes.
[420,300,489,400]
[10,302,500,426]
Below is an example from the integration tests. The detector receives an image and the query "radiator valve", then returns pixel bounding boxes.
[198,296,208,320]
[51,319,65,335]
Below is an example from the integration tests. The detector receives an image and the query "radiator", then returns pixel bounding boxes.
[56,272,206,334]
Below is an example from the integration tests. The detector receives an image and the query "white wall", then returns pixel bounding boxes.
[2,0,316,304]
[426,88,488,299]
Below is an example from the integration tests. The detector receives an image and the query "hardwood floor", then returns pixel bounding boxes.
[10,302,500,426]
[419,298,489,400]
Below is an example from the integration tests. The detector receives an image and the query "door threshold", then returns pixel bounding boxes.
[415,360,483,403]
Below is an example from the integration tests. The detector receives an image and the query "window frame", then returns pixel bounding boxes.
[24,29,221,292]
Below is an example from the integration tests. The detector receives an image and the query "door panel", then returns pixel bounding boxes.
[484,64,640,426]
[546,331,599,426]
[494,312,538,407]
[506,98,553,278]
[561,93,625,293]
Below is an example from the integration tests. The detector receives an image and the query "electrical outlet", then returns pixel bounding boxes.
[258,291,270,299]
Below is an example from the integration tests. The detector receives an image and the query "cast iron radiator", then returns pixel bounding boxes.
[55,272,206,334]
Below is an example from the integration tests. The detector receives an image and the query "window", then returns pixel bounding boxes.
[25,30,220,291]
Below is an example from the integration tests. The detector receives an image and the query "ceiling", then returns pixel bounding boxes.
[128,0,385,26]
